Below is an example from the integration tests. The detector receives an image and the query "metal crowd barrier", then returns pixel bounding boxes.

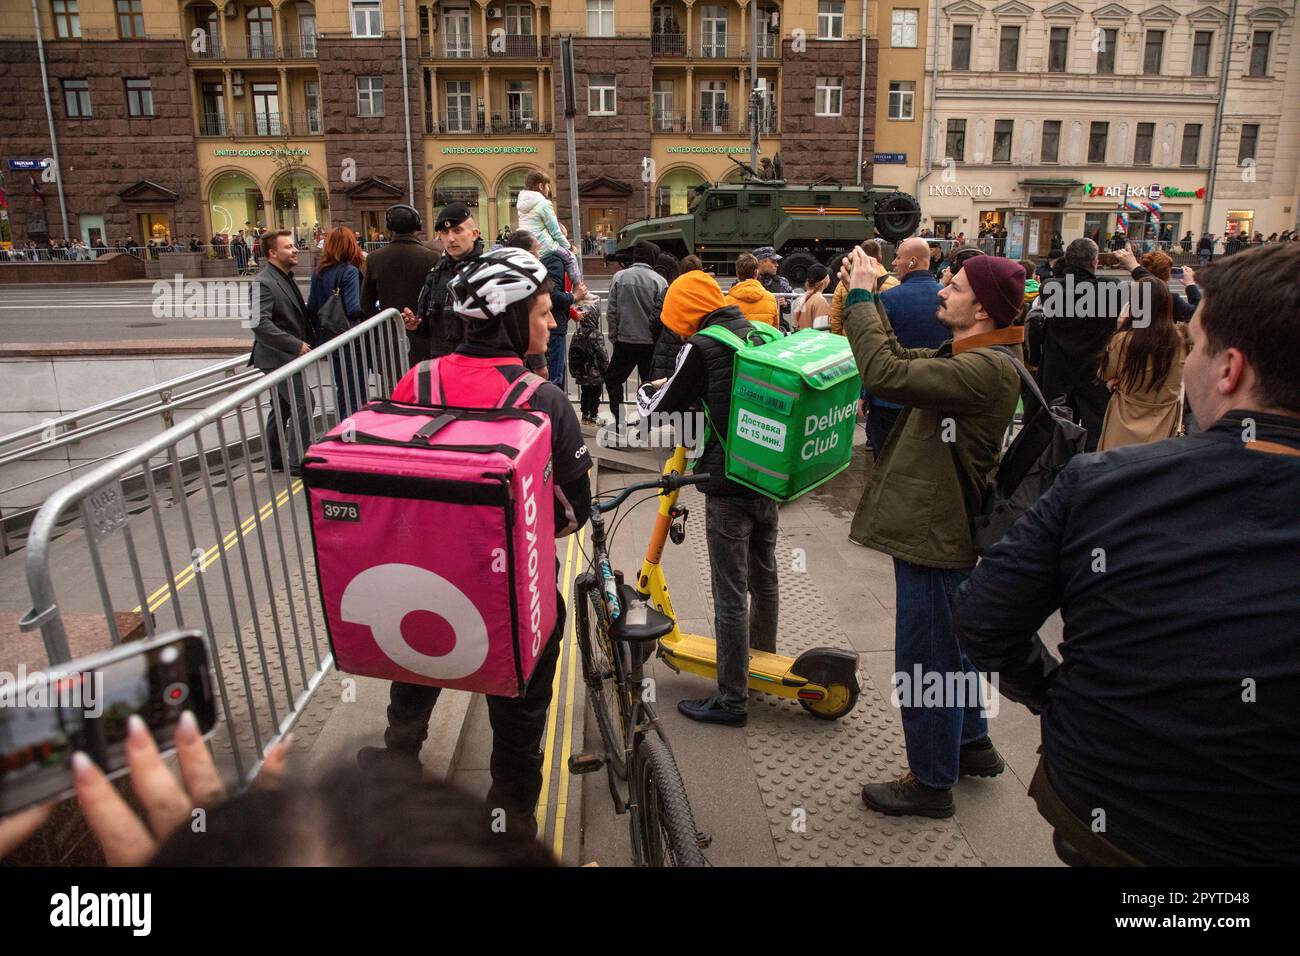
[18,309,410,786]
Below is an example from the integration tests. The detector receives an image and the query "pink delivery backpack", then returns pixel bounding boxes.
[302,359,556,697]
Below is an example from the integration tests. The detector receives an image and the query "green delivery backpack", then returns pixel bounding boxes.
[694,326,860,502]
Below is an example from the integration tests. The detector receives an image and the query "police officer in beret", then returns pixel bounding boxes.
[404,201,484,359]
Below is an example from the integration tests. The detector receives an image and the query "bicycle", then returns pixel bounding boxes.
[568,469,712,867]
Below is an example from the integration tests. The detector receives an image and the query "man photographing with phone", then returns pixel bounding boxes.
[839,246,1025,819]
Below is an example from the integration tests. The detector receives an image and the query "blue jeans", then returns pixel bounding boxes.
[866,401,901,459]
[546,329,567,389]
[892,558,989,789]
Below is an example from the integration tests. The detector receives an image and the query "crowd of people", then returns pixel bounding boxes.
[3,166,1297,869]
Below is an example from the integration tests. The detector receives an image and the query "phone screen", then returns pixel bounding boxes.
[0,632,216,816]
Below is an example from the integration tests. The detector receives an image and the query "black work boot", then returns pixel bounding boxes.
[356,745,422,775]
[958,737,1007,778]
[861,773,955,819]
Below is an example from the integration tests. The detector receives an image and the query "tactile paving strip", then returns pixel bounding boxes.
[683,490,980,866]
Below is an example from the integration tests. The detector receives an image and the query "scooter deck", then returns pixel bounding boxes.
[659,632,804,700]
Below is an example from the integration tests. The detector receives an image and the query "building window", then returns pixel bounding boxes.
[1180,123,1201,166]
[116,0,143,39]
[63,78,91,118]
[125,77,153,117]
[1134,122,1153,165]
[445,79,473,131]
[891,9,918,48]
[815,76,842,116]
[505,4,533,36]
[700,5,728,57]
[351,0,382,38]
[1249,31,1271,77]
[52,0,80,38]
[992,119,1013,162]
[1088,121,1108,163]
[587,0,614,37]
[1096,27,1117,73]
[1143,30,1164,75]
[588,74,615,115]
[357,76,384,116]
[1191,30,1213,77]
[1048,27,1068,72]
[887,81,914,120]
[1239,124,1259,165]
[506,80,535,127]
[998,25,1019,72]
[945,118,966,162]
[951,23,971,70]
[1041,120,1060,163]
[817,1,844,40]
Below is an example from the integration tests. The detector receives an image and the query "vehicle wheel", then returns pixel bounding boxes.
[778,250,818,287]
[576,588,627,778]
[874,191,923,243]
[800,682,860,720]
[633,735,708,867]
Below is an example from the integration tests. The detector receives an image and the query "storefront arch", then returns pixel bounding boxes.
[271,168,329,236]
[430,167,489,233]
[206,169,266,237]
[654,165,709,218]
[493,166,534,239]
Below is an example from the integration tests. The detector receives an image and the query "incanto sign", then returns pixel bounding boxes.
[927,184,993,198]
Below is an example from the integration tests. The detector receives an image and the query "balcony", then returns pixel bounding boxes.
[496,112,551,134]
[186,34,319,61]
[427,34,551,60]
[652,33,686,57]
[697,108,736,134]
[699,38,732,59]
[427,109,551,135]
[432,108,486,134]
[198,112,228,137]
[653,110,686,133]
[744,108,779,135]
[232,111,322,137]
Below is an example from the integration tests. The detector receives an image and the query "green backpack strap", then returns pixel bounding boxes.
[689,322,781,470]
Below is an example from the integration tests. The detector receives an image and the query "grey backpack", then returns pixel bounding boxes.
[954,346,1087,556]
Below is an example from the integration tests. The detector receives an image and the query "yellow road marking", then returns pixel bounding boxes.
[132,479,303,615]
[551,526,585,860]
[536,532,576,841]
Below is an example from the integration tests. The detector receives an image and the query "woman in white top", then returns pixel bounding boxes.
[793,264,832,330]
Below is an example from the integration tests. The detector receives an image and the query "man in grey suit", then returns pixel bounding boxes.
[250,229,314,475]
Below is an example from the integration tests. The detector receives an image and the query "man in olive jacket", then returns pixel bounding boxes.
[840,247,1025,819]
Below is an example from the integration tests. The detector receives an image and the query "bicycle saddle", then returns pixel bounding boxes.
[610,584,675,643]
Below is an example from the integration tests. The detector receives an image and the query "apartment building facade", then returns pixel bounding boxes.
[918,0,1298,256]
[0,0,891,248]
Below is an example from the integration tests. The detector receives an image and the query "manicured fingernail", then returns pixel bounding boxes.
[71,751,95,780]
[177,710,198,742]
[127,714,148,743]
[280,733,295,750]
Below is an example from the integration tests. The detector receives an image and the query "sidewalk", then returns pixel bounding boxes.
[516,430,1062,866]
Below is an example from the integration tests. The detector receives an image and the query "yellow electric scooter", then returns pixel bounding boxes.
[632,446,861,720]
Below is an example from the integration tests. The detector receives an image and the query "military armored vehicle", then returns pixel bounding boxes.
[611,155,922,285]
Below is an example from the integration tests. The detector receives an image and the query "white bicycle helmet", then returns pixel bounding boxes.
[448,247,548,321]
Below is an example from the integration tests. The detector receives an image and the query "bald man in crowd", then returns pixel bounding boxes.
[860,236,952,455]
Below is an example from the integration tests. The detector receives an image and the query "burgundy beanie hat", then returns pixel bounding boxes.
[962,256,1026,328]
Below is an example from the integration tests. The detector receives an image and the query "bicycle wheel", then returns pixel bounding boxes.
[633,735,707,867]
[576,585,627,778]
